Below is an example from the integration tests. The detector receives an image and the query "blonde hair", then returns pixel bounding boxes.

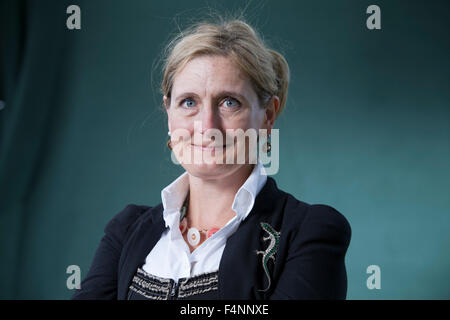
[161,18,289,118]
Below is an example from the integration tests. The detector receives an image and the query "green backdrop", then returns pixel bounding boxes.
[1,0,449,299]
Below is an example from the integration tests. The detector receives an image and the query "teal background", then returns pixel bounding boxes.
[1,0,449,299]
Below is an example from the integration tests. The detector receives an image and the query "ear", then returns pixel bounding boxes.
[263,96,280,135]
[163,95,170,110]
[163,96,172,133]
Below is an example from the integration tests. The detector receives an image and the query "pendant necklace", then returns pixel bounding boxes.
[179,191,220,247]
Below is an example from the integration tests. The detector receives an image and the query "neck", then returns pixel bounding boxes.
[186,164,254,229]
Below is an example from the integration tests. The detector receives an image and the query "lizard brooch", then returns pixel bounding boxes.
[255,222,281,292]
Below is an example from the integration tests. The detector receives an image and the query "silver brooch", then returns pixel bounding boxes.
[255,222,281,292]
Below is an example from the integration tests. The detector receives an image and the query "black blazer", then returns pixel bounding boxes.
[72,177,351,300]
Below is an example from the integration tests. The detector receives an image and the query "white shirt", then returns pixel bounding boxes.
[142,161,268,283]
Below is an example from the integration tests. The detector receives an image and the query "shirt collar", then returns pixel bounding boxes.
[232,161,267,221]
[161,171,190,225]
[160,161,268,228]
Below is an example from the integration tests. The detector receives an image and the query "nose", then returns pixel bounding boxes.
[198,101,221,134]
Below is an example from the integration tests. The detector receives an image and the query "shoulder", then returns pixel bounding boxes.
[103,203,161,240]
[305,203,351,245]
[105,204,150,228]
[281,192,352,245]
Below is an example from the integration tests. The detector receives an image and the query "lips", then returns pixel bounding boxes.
[191,144,228,149]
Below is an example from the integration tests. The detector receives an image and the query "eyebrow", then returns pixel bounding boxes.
[174,91,250,105]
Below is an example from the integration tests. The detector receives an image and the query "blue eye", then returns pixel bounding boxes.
[182,98,196,108]
[223,98,239,108]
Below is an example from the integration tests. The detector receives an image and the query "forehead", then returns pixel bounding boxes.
[171,55,256,98]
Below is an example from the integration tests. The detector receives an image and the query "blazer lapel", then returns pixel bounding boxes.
[116,204,166,299]
[218,177,286,299]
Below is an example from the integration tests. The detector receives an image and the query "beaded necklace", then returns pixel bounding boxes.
[179,191,220,247]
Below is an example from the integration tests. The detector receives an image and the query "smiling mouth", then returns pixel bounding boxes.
[191,144,230,149]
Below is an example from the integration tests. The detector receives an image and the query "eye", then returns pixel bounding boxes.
[222,97,240,108]
[180,98,196,108]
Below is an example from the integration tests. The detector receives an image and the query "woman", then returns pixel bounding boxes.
[72,18,351,300]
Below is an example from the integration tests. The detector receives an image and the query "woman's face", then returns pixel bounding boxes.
[164,55,277,180]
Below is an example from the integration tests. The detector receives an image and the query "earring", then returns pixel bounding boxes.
[263,134,271,153]
[167,131,172,150]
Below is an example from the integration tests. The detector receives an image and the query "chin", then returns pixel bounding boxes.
[174,143,251,180]
[181,162,239,180]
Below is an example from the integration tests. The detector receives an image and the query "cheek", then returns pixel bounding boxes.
[252,106,266,127]
[168,112,193,134]
[168,114,194,151]
[223,108,265,132]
